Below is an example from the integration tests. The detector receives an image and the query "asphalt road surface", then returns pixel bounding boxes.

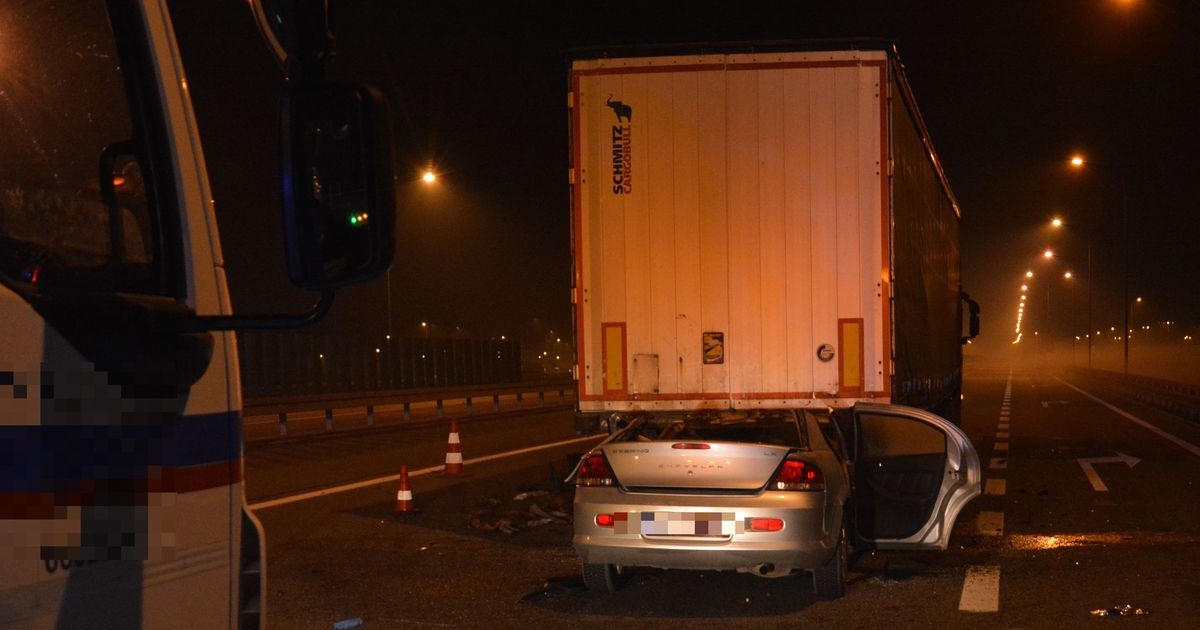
[244,361,1200,629]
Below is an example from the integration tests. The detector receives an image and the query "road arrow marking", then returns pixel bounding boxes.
[1077,452,1141,492]
[1041,400,1069,408]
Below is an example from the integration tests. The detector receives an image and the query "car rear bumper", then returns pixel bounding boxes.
[573,487,840,572]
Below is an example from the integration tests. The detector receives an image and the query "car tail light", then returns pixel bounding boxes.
[770,459,824,491]
[595,513,616,527]
[576,451,615,487]
[746,518,784,532]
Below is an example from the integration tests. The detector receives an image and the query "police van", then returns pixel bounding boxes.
[0,1,394,627]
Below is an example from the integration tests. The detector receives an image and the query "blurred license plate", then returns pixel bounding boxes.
[614,511,744,536]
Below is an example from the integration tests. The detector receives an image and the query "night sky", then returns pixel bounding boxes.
[169,1,1199,354]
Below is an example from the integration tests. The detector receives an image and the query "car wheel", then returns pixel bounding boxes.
[581,562,618,592]
[812,530,848,599]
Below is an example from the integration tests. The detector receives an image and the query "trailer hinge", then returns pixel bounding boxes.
[567,91,575,109]
[569,168,575,185]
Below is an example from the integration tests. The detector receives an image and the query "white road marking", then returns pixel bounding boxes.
[976,511,1005,536]
[247,434,603,511]
[1057,378,1200,458]
[989,457,1007,470]
[985,478,1007,495]
[994,442,1009,452]
[959,565,1001,612]
[997,431,1009,439]
[1076,452,1142,492]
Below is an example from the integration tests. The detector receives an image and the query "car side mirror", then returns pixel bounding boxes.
[281,83,395,290]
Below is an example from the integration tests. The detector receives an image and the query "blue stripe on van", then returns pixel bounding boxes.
[0,411,240,494]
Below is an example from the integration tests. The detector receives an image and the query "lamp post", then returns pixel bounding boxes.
[1069,154,1130,374]
[1049,216,1093,367]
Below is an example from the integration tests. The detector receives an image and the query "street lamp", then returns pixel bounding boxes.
[1069,153,1130,373]
[1046,215,1094,367]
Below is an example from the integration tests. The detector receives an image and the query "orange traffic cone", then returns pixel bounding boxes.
[395,464,416,513]
[444,419,464,475]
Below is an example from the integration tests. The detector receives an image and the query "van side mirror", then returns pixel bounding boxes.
[281,83,395,289]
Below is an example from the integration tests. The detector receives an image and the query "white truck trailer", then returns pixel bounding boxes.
[569,43,978,426]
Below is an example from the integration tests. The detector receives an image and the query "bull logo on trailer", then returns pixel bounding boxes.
[607,95,633,194]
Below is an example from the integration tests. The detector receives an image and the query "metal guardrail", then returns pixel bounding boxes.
[243,379,576,440]
[1075,369,1200,423]
[1126,374,1200,422]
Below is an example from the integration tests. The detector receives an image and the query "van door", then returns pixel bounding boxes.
[849,402,981,549]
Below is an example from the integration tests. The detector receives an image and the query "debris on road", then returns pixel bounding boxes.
[467,489,573,534]
[1090,604,1151,617]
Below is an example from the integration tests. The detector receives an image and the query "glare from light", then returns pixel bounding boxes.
[1135,296,1143,303]
[422,169,437,184]
[1051,217,1063,228]
[1070,155,1085,167]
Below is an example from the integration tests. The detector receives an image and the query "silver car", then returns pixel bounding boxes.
[571,403,981,598]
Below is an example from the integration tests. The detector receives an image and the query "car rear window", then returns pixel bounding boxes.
[614,410,807,448]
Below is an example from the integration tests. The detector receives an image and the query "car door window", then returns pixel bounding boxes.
[854,411,947,540]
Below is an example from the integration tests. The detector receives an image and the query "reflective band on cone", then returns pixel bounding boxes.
[444,419,464,475]
[395,464,416,513]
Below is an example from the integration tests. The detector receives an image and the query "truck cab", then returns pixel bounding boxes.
[0,1,393,627]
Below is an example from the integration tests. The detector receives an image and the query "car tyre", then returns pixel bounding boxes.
[812,531,848,599]
[581,562,618,592]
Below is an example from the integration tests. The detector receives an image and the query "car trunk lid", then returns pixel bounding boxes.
[602,442,791,491]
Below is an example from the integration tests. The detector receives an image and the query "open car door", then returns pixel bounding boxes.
[849,402,981,549]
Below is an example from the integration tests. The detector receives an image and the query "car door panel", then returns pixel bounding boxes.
[851,402,981,549]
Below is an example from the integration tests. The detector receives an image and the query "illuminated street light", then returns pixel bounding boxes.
[422,168,437,184]
[1043,249,1054,259]
[1021,284,1028,291]
[1064,271,1073,279]
[1051,217,1064,228]
[1070,151,1131,372]
[1026,270,1034,279]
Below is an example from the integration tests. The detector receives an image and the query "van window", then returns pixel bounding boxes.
[0,1,167,295]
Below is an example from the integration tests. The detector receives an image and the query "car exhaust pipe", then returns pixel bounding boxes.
[737,563,790,578]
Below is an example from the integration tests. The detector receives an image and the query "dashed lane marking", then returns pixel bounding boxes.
[960,367,1012,614]
[976,511,1005,536]
[958,565,1001,612]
